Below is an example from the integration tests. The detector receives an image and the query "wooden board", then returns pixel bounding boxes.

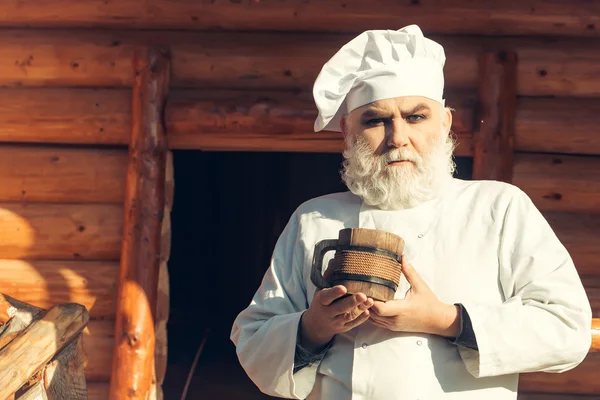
[167,89,475,155]
[0,29,597,97]
[86,383,109,400]
[81,320,114,383]
[0,88,130,145]
[0,1,597,38]
[0,203,122,260]
[0,260,118,319]
[513,153,600,213]
[545,213,600,278]
[519,352,600,394]
[0,145,127,203]
[0,89,598,157]
[516,98,600,156]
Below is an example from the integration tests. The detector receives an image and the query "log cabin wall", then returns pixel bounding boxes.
[0,1,597,399]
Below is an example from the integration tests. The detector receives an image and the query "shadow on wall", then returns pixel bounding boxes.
[163,150,473,397]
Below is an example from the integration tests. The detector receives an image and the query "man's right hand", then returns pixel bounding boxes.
[299,285,374,352]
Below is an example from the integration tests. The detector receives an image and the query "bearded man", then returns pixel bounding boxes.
[231,25,592,399]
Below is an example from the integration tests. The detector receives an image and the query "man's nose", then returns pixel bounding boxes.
[386,121,410,148]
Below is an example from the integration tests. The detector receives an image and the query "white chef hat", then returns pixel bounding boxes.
[313,25,446,132]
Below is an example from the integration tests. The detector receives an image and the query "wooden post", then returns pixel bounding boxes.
[110,46,170,399]
[472,51,518,182]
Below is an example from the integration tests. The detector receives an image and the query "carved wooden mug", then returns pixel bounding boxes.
[311,228,405,301]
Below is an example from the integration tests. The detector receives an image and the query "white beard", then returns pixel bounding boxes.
[340,131,456,210]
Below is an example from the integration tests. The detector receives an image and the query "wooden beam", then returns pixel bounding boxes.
[0,145,127,204]
[0,203,122,260]
[473,51,517,182]
[0,303,89,398]
[0,260,118,319]
[513,153,600,213]
[0,88,130,145]
[0,1,597,38]
[0,29,596,98]
[516,98,600,156]
[110,46,170,400]
[544,213,600,277]
[519,352,600,394]
[0,88,598,157]
[167,89,475,155]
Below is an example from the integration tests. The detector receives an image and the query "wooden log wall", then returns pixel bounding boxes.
[0,1,597,399]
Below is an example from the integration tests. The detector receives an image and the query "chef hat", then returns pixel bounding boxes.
[313,25,446,132]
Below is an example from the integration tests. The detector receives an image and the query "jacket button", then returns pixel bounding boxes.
[361,343,368,349]
[416,340,423,346]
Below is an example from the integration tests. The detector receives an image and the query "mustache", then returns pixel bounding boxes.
[382,148,422,165]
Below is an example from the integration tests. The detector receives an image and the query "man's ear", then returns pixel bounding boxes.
[442,107,453,134]
[340,115,350,140]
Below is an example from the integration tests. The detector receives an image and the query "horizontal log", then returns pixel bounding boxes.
[0,203,122,260]
[0,145,127,203]
[513,154,600,213]
[0,1,598,38]
[518,394,600,400]
[1,89,599,157]
[0,260,118,319]
[0,29,597,97]
[86,383,109,400]
[516,98,600,156]
[519,352,600,394]
[544,213,600,278]
[81,320,114,382]
[0,88,130,145]
[167,90,475,155]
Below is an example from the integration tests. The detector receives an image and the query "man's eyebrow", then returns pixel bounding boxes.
[360,109,391,119]
[401,103,431,115]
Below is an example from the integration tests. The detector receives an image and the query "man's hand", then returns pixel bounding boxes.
[300,286,374,352]
[369,255,460,338]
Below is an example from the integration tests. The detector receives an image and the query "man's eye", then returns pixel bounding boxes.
[365,118,386,126]
[406,114,426,123]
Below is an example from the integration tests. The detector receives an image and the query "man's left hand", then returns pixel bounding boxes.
[369,255,461,338]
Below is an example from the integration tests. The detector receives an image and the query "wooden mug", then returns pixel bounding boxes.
[311,228,405,301]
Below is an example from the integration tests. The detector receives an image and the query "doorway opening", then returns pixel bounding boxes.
[162,150,473,398]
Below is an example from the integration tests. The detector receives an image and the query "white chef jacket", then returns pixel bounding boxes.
[230,178,592,400]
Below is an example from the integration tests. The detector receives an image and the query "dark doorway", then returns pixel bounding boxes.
[162,150,473,398]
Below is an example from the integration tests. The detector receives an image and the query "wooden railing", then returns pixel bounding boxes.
[0,294,89,400]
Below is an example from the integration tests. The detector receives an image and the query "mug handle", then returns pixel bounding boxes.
[310,239,339,289]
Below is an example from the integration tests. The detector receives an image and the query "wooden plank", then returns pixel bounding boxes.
[87,383,109,400]
[516,98,600,156]
[167,89,475,155]
[0,88,130,145]
[472,51,517,181]
[0,203,122,260]
[513,154,600,213]
[1,89,599,157]
[0,145,127,203]
[592,319,600,353]
[0,260,118,319]
[0,303,88,398]
[110,46,170,400]
[544,213,600,278]
[518,394,600,400]
[0,1,598,38]
[0,29,597,98]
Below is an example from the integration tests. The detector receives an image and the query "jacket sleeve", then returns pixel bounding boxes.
[230,210,320,399]
[459,187,592,378]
